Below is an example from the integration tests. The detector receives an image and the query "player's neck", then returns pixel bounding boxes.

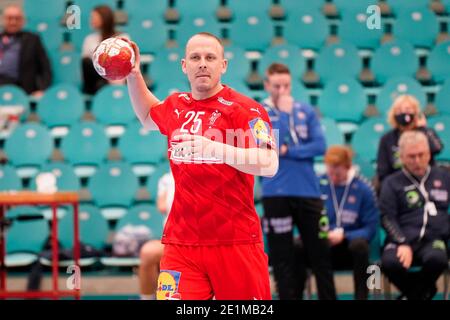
[191,84,224,101]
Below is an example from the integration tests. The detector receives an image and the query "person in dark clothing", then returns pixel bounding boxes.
[320,146,379,300]
[261,63,336,300]
[0,5,52,96]
[376,94,443,185]
[380,131,449,300]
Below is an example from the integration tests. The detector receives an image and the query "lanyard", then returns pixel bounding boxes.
[265,98,299,144]
[401,166,431,202]
[329,178,352,228]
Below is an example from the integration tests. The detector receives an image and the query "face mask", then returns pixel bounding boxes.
[395,113,415,126]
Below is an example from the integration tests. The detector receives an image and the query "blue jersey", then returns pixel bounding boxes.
[320,172,379,242]
[261,99,326,198]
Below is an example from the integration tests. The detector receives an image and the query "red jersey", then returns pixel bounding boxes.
[150,85,275,246]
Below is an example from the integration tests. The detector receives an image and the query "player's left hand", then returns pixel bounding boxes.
[172,134,220,159]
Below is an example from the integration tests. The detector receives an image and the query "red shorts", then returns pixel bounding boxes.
[156,243,271,300]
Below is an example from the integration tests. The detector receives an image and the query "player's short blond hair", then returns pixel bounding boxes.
[387,95,421,129]
[324,145,353,168]
[185,32,224,58]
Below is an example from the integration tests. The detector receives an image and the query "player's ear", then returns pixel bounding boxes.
[221,58,228,75]
[181,58,187,74]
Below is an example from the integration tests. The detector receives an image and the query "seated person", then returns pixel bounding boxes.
[138,171,174,300]
[81,5,127,94]
[0,4,52,96]
[320,145,379,300]
[380,131,449,300]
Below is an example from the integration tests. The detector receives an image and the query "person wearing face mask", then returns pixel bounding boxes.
[376,95,443,184]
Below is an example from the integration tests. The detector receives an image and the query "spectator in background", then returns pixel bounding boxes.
[81,5,127,94]
[261,63,336,300]
[376,95,443,185]
[0,4,52,96]
[138,171,174,300]
[320,145,379,300]
[380,131,449,300]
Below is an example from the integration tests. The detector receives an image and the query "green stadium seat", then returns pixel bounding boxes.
[60,121,109,168]
[24,0,67,21]
[118,121,168,176]
[0,85,30,121]
[29,162,80,192]
[386,0,430,15]
[0,165,22,191]
[444,0,450,14]
[227,0,272,17]
[6,206,42,219]
[4,123,53,176]
[88,161,139,220]
[255,201,264,218]
[148,48,186,86]
[221,45,251,85]
[176,15,222,47]
[228,13,274,51]
[283,10,328,50]
[334,0,376,16]
[176,0,220,19]
[153,81,190,100]
[26,19,64,52]
[254,176,262,202]
[351,117,388,162]
[339,8,384,49]
[371,40,419,84]
[36,84,84,130]
[291,80,310,104]
[393,8,439,48]
[146,162,171,203]
[427,115,450,161]
[123,0,168,20]
[428,41,450,84]
[320,118,345,147]
[50,51,82,88]
[280,0,325,17]
[376,76,426,115]
[91,85,136,127]
[318,77,366,123]
[70,0,118,14]
[126,16,167,53]
[435,77,450,115]
[315,42,361,84]
[259,44,306,83]
[353,154,376,180]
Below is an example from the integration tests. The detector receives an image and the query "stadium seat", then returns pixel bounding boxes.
[6,217,49,267]
[0,85,30,121]
[0,165,22,191]
[320,118,345,147]
[371,40,419,84]
[36,84,84,130]
[125,16,167,53]
[427,41,450,84]
[333,0,377,16]
[88,161,139,220]
[315,42,361,84]
[176,0,220,19]
[227,0,272,17]
[427,115,450,161]
[60,121,109,169]
[435,77,450,115]
[148,48,186,86]
[4,123,53,176]
[6,206,42,219]
[291,80,310,105]
[258,44,306,83]
[26,19,65,52]
[317,77,367,124]
[221,45,251,86]
[392,8,439,48]
[376,76,427,115]
[118,121,168,176]
[146,161,171,203]
[153,81,190,100]
[254,175,262,202]
[338,8,384,49]
[228,13,274,51]
[39,204,109,267]
[91,85,136,126]
[353,154,376,180]
[50,51,82,88]
[283,10,329,50]
[255,201,264,218]
[123,0,168,20]
[29,162,80,192]
[176,15,222,47]
[70,0,118,14]
[24,0,67,21]
[101,203,164,267]
[280,0,325,17]
[351,117,389,162]
[386,0,430,15]
[444,0,450,14]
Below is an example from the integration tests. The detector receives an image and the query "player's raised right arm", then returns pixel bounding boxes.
[124,39,161,131]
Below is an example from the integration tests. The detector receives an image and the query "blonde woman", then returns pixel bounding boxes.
[376,95,443,183]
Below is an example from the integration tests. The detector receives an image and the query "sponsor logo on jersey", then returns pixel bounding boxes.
[157,270,181,300]
[250,107,261,115]
[178,93,190,101]
[174,108,184,119]
[218,96,233,106]
[208,110,221,126]
[249,118,274,148]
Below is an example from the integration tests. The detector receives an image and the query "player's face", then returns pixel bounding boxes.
[264,73,292,103]
[3,7,24,34]
[327,164,349,185]
[182,35,227,98]
[400,140,430,177]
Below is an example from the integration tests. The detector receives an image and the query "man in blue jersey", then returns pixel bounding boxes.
[261,63,336,300]
[320,145,379,300]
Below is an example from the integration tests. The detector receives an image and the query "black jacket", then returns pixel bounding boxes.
[379,166,450,245]
[0,31,52,94]
[376,127,443,183]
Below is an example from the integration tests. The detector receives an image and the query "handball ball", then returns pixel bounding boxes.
[93,37,135,81]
